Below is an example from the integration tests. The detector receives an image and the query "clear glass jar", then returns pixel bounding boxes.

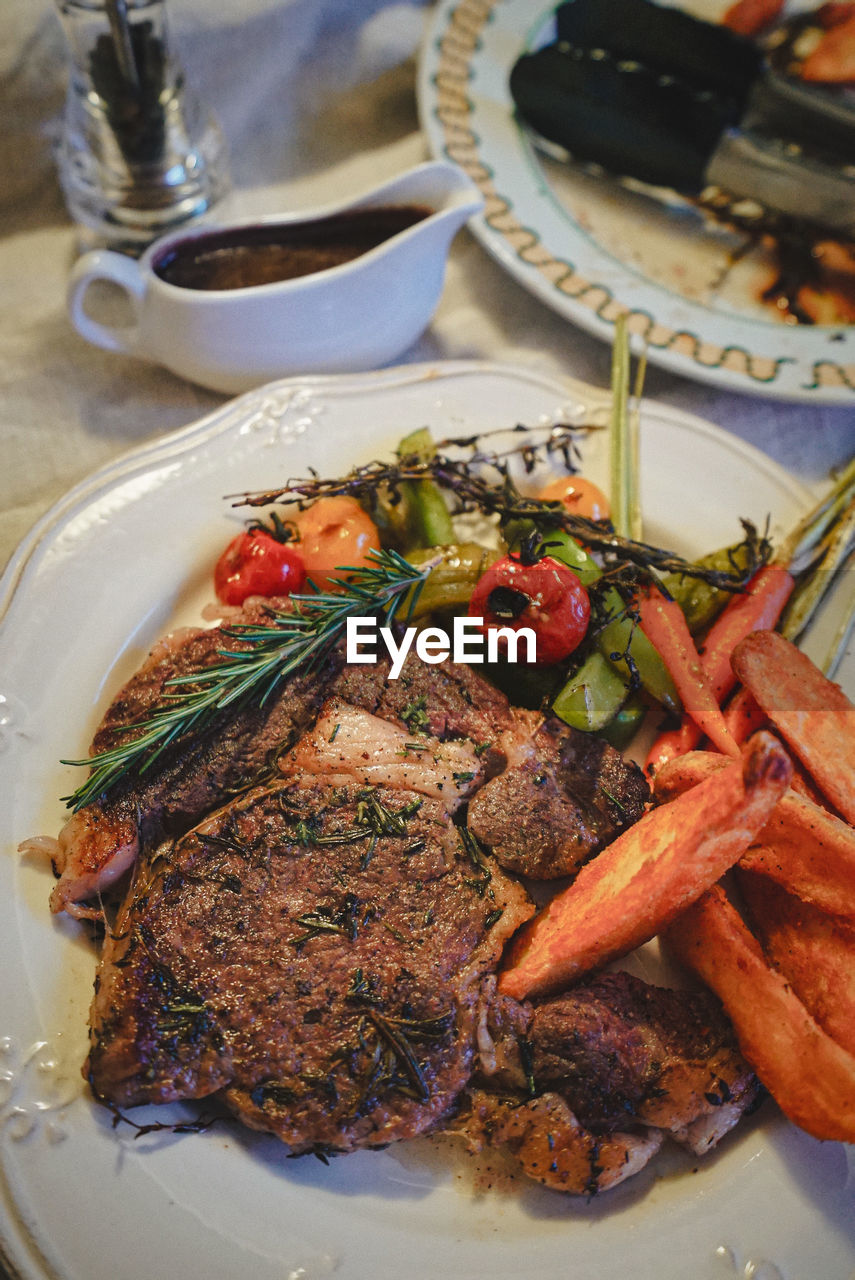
[54,0,230,252]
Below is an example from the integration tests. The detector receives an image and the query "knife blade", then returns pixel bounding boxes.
[509,42,855,237]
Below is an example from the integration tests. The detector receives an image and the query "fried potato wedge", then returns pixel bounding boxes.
[664,885,855,1144]
[738,869,855,1058]
[654,750,855,919]
[739,789,855,920]
[498,732,792,1001]
[732,629,855,825]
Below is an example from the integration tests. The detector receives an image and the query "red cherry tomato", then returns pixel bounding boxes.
[468,554,591,665]
[538,474,611,522]
[214,528,306,606]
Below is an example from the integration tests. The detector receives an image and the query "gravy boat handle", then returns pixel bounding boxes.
[67,251,146,355]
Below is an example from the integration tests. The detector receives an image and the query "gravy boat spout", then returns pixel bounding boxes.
[67,161,485,395]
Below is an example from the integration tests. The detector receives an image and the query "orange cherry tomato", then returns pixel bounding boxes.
[293,496,381,591]
[539,475,610,522]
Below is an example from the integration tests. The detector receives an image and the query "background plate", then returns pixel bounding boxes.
[0,363,852,1280]
[418,0,855,403]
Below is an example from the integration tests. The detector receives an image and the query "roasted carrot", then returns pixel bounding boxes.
[739,869,855,1058]
[498,731,792,1001]
[645,565,793,773]
[732,629,855,824]
[701,565,795,697]
[638,588,740,759]
[722,684,767,746]
[664,884,855,1144]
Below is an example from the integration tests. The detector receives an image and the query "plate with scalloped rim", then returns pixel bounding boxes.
[0,363,852,1280]
[418,0,855,403]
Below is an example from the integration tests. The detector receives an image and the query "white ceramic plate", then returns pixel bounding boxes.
[418,0,855,403]
[0,363,852,1280]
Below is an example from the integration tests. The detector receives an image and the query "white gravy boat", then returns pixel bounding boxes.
[67,161,484,394]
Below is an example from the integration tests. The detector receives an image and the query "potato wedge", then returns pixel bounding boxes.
[498,732,792,1001]
[664,885,855,1144]
[740,788,855,920]
[656,754,855,919]
[732,629,855,824]
[739,869,855,1057]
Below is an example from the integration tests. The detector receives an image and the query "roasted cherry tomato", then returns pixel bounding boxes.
[468,554,591,665]
[539,474,610,522]
[214,528,306,606]
[293,495,381,591]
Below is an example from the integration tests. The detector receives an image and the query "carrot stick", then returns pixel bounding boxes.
[722,684,767,745]
[645,565,793,773]
[498,731,792,1000]
[664,884,855,1144]
[652,748,855,920]
[638,588,740,759]
[732,629,855,824]
[700,565,795,698]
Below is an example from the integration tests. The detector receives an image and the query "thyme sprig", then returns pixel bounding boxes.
[229,452,763,590]
[62,549,429,812]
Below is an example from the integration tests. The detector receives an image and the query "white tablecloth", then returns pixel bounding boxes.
[1,0,853,580]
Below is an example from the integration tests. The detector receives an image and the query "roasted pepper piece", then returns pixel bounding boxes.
[400,543,501,619]
[552,650,629,733]
[397,428,455,549]
[597,589,681,716]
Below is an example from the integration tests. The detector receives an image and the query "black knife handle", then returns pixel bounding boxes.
[555,0,762,107]
[510,45,731,194]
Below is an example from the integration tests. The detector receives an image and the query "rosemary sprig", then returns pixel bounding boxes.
[62,549,429,812]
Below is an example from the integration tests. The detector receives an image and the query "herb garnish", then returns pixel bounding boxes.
[62,549,429,811]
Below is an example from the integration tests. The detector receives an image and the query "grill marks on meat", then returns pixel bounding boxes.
[467,718,649,879]
[455,971,759,1193]
[86,780,535,1152]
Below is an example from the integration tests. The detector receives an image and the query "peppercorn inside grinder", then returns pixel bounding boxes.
[53,0,230,253]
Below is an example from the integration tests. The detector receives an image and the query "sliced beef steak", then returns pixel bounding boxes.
[456,970,759,1193]
[334,649,514,748]
[52,601,342,916]
[86,779,534,1152]
[467,717,649,878]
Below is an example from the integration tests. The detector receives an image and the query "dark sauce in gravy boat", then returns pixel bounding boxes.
[154,204,433,291]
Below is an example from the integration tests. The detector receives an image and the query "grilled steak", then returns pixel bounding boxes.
[86,777,534,1150]
[467,718,649,878]
[53,603,755,1194]
[456,970,760,1192]
[52,599,343,917]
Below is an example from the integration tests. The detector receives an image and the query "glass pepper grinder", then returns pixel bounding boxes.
[53,0,230,253]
